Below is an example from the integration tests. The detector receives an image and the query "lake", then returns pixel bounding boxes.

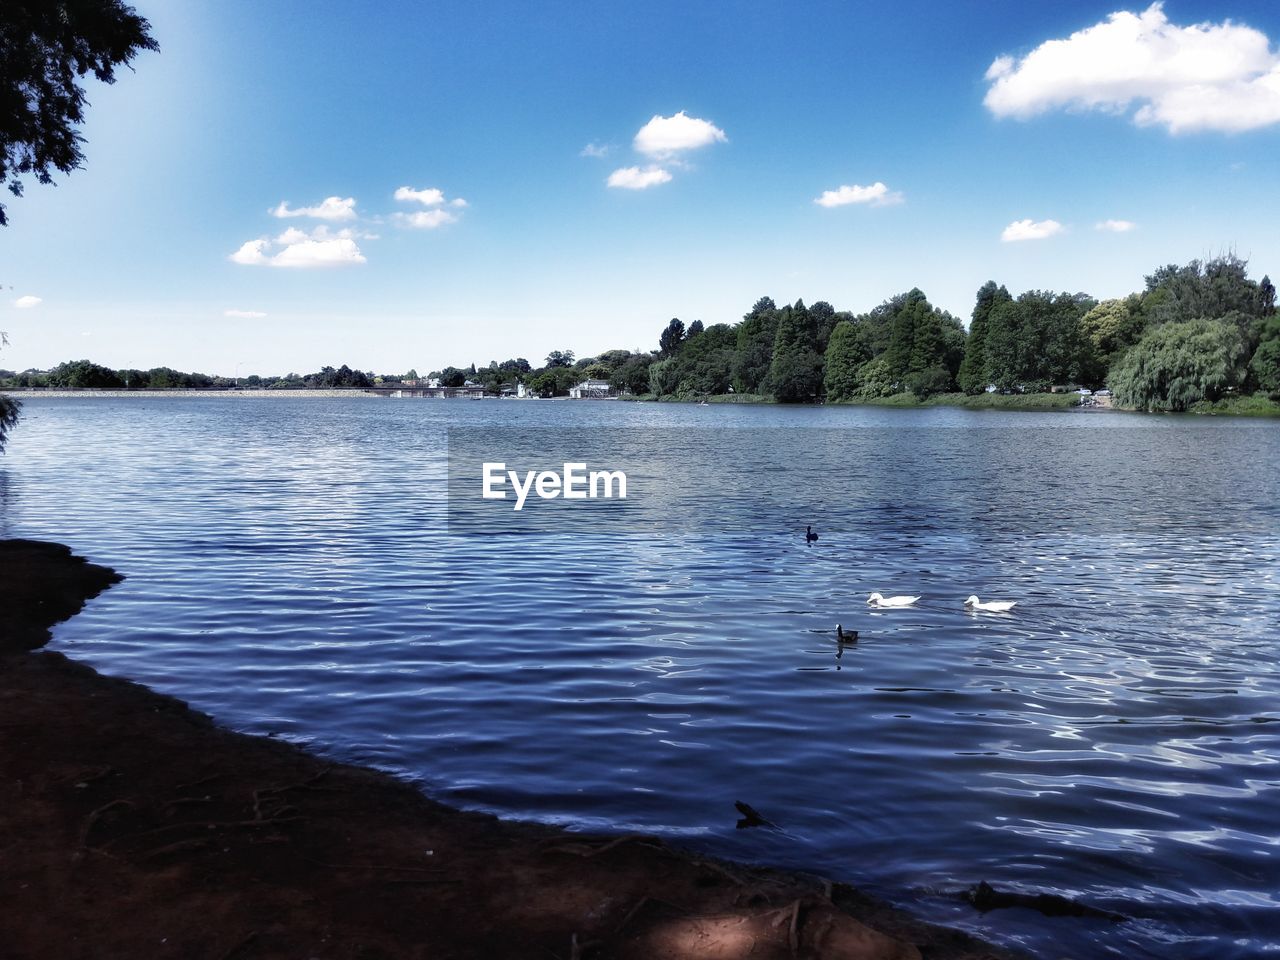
[2,396,1277,958]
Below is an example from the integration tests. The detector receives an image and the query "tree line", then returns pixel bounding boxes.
[0,361,412,391]
[552,253,1276,411]
[4,255,1277,418]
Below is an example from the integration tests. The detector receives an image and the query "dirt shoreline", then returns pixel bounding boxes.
[1,540,1017,959]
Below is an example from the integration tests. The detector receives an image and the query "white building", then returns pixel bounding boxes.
[569,378,615,399]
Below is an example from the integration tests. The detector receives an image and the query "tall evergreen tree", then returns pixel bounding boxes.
[883,288,928,381]
[733,297,780,393]
[823,320,870,401]
[766,301,824,402]
[658,318,686,356]
[957,281,1009,394]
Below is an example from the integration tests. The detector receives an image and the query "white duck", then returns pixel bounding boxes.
[964,595,1017,612]
[867,592,920,608]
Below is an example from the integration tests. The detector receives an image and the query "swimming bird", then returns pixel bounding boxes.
[805,525,819,542]
[836,624,858,643]
[964,595,1017,612]
[867,592,920,607]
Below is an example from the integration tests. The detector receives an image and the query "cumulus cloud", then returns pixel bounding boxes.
[393,186,467,227]
[271,196,357,221]
[606,165,673,190]
[814,182,904,208]
[1096,219,1137,232]
[224,309,267,318]
[230,226,367,268]
[984,3,1280,134]
[580,142,611,158]
[633,111,727,157]
[395,209,458,229]
[1001,218,1064,242]
[13,295,42,308]
[394,186,444,206]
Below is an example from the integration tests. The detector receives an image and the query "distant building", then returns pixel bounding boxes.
[569,378,615,399]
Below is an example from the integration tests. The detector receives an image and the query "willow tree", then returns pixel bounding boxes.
[1108,318,1248,411]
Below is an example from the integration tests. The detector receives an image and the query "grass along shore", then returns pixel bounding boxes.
[631,390,1280,415]
[8,387,1279,415]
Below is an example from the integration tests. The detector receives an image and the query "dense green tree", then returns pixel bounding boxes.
[0,2,158,224]
[905,366,953,399]
[957,281,1009,394]
[544,350,574,368]
[308,364,372,389]
[766,301,823,402]
[436,366,467,387]
[591,350,630,373]
[1248,315,1280,398]
[46,359,123,388]
[732,297,779,393]
[1140,254,1266,328]
[1109,318,1248,411]
[647,358,679,396]
[876,289,959,395]
[882,289,925,379]
[851,357,898,398]
[1079,296,1146,368]
[1257,275,1277,318]
[686,319,704,337]
[823,320,871,401]
[658,317,686,356]
[853,293,906,359]
[1250,338,1280,399]
[983,291,1095,391]
[808,301,839,347]
[610,353,653,395]
[671,323,735,396]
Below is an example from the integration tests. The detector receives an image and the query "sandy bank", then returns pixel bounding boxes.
[0,541,1016,959]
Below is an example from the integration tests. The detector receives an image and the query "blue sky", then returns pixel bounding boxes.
[3,0,1280,374]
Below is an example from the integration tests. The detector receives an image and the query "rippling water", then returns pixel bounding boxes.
[3,396,1278,958]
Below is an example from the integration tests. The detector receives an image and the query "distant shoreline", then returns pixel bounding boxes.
[6,387,1279,417]
[2,388,385,399]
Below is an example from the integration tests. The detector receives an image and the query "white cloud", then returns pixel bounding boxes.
[580,142,611,158]
[230,239,270,265]
[394,186,445,206]
[271,196,358,221]
[394,209,459,229]
[633,111,727,157]
[606,166,673,190]
[13,295,42,308]
[1096,219,1136,232]
[984,3,1280,134]
[814,182,904,208]
[393,186,467,226]
[1001,218,1064,242]
[229,226,367,268]
[224,309,267,318]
